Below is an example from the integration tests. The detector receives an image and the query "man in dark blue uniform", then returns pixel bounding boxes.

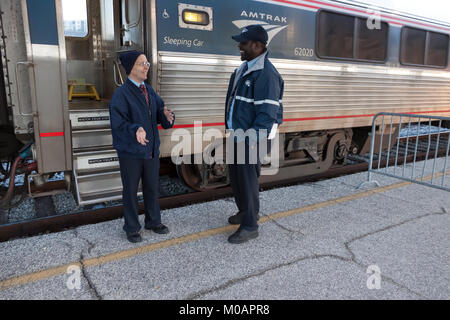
[225,25,284,244]
[110,51,175,243]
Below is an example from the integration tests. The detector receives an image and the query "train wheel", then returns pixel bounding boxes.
[176,162,229,191]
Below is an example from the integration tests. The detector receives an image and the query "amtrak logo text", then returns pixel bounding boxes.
[240,10,287,23]
[233,10,288,45]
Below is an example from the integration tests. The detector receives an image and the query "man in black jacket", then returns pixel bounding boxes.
[110,50,175,243]
[225,25,284,244]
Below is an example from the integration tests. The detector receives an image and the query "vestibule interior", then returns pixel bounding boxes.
[62,0,145,110]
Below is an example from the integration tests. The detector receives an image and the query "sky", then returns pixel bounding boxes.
[62,0,87,21]
[344,0,450,24]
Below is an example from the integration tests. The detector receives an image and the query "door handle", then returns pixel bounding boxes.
[15,61,34,116]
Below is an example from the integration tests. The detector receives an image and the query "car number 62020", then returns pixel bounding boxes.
[295,48,314,57]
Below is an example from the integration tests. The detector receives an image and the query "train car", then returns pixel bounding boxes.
[0,0,449,206]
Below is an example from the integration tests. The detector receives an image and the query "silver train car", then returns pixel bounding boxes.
[0,0,449,205]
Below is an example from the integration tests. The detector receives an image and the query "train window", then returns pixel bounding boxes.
[401,27,426,65]
[317,10,388,62]
[62,0,89,38]
[318,11,355,59]
[426,32,449,67]
[355,18,388,61]
[401,27,448,68]
[123,0,141,27]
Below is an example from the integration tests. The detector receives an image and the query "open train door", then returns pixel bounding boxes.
[69,0,153,205]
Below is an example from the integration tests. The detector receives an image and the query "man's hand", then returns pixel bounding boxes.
[164,107,175,124]
[136,127,149,146]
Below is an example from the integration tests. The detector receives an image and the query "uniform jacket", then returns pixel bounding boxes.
[225,50,284,140]
[109,79,174,159]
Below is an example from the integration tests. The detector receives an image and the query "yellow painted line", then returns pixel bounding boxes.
[0,263,82,290]
[0,171,448,291]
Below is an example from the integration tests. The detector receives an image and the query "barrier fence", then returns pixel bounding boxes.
[358,112,450,191]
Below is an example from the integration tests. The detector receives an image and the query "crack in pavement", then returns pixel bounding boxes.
[187,208,448,300]
[79,252,102,300]
[71,230,96,257]
[342,208,449,299]
[185,254,348,300]
[262,212,305,235]
[71,230,102,300]
[344,207,449,262]
[185,252,424,300]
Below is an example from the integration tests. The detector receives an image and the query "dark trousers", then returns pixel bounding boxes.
[119,157,161,234]
[228,161,261,231]
[227,140,270,231]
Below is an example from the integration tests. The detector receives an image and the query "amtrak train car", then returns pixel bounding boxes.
[0,0,449,206]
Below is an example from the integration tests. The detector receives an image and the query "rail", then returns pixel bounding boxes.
[358,112,450,191]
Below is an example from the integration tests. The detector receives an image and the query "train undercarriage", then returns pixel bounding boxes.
[0,105,375,208]
[176,128,355,191]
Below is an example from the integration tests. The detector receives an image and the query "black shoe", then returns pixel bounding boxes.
[228,212,260,225]
[127,232,142,243]
[228,228,259,244]
[145,223,169,234]
[228,212,244,225]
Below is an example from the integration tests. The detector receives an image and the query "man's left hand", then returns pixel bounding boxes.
[164,107,175,124]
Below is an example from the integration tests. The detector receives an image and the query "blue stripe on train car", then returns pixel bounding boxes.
[26,0,59,45]
[156,0,316,61]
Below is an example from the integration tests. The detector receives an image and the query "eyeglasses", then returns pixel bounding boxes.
[137,61,151,67]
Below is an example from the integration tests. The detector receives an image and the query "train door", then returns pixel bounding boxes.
[65,0,150,205]
[63,0,148,109]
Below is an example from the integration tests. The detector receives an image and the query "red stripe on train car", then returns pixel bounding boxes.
[272,0,320,10]
[40,132,64,138]
[284,114,377,121]
[302,0,450,31]
[272,0,450,31]
[158,122,226,130]
[157,110,450,129]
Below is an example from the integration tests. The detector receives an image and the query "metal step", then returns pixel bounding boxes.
[70,109,111,130]
[72,128,112,150]
[74,170,143,206]
[73,149,119,174]
[70,107,128,206]
[70,109,112,152]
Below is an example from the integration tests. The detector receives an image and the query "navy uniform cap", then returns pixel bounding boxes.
[119,50,144,75]
[231,25,268,44]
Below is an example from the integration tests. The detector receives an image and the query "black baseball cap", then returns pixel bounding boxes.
[231,25,268,44]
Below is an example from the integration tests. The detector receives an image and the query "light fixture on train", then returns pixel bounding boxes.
[182,10,209,25]
[178,3,213,31]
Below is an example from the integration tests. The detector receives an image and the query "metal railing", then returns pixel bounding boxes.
[358,112,450,191]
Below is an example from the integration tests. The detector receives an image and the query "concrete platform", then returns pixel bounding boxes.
[0,158,449,300]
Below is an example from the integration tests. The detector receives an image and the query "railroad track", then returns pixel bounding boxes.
[0,134,448,242]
